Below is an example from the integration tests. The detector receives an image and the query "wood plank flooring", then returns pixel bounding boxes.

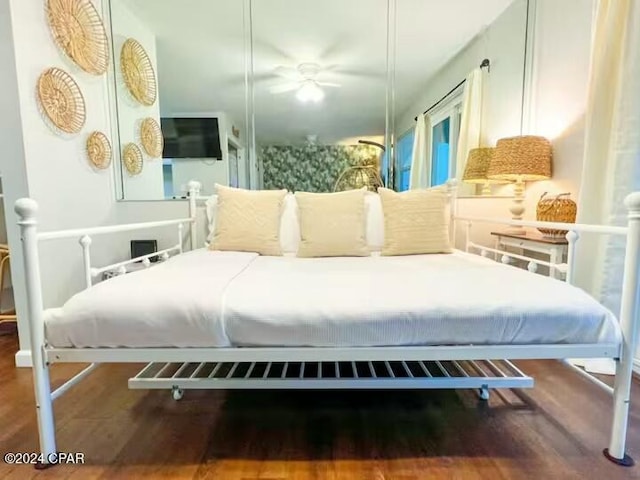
[0,333,639,479]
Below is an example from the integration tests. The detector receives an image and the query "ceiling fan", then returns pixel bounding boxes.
[268,63,341,102]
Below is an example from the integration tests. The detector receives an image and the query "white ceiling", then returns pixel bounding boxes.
[123,0,518,145]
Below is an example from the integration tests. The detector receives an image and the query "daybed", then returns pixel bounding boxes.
[14,181,640,468]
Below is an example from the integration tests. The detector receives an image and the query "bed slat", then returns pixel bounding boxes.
[435,361,450,377]
[190,363,206,378]
[401,361,413,378]
[208,362,223,378]
[419,361,432,377]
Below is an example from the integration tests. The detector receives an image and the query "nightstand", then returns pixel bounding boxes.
[490,231,568,279]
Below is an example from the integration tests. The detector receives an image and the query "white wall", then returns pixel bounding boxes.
[396,0,527,145]
[2,0,118,358]
[2,0,193,364]
[7,0,120,310]
[171,160,228,196]
[0,1,29,334]
[522,0,595,215]
[117,201,209,250]
[111,0,164,201]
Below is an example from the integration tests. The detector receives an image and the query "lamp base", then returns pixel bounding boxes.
[508,178,526,235]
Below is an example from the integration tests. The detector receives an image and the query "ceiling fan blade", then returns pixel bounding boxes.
[317,81,341,88]
[273,65,301,81]
[268,82,300,94]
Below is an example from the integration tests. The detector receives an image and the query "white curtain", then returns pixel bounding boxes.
[577,0,640,312]
[455,68,484,195]
[409,114,431,189]
[573,0,640,372]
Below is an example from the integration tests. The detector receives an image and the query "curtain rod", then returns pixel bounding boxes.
[414,58,490,121]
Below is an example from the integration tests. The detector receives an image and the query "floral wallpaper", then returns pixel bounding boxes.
[261,144,381,192]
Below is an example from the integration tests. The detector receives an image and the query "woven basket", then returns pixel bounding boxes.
[536,192,577,238]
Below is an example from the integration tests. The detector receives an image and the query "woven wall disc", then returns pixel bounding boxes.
[120,38,157,106]
[122,143,143,176]
[46,0,109,75]
[37,67,86,134]
[140,117,163,158]
[86,131,112,169]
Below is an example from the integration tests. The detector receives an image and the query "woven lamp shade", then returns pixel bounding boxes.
[462,147,495,183]
[487,135,552,181]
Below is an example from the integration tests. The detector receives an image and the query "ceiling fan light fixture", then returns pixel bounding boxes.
[296,80,324,103]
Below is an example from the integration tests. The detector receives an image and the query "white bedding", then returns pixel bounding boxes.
[223,252,620,346]
[45,249,621,348]
[45,250,258,348]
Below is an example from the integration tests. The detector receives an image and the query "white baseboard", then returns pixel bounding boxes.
[14,349,32,367]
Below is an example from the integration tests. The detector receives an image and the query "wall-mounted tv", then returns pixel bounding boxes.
[161,117,222,159]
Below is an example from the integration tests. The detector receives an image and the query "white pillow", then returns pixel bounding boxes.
[204,192,300,254]
[280,193,300,255]
[205,194,218,244]
[364,192,384,251]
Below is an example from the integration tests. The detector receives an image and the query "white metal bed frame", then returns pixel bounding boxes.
[13,181,640,468]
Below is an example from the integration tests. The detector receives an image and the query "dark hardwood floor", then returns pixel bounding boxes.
[1,333,639,479]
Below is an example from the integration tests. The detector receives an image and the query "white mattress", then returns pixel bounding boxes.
[45,250,258,348]
[45,249,621,348]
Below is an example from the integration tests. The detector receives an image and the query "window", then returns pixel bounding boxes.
[394,129,415,191]
[430,117,450,186]
[428,96,462,187]
[393,88,462,191]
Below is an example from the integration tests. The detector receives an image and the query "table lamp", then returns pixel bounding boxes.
[487,135,552,235]
[462,147,497,196]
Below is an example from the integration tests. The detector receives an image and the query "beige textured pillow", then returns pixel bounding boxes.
[210,185,287,256]
[295,189,368,257]
[378,187,452,256]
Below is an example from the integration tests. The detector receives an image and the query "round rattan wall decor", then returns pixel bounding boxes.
[37,67,86,134]
[140,117,163,158]
[45,0,109,75]
[120,38,157,106]
[86,131,112,169]
[122,143,143,176]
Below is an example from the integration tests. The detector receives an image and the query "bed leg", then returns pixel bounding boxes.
[605,193,640,467]
[16,199,57,468]
[604,358,635,466]
[32,351,56,469]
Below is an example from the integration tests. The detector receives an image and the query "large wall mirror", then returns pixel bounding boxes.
[109,0,248,200]
[253,0,388,194]
[108,0,529,200]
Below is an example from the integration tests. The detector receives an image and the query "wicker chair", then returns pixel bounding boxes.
[0,244,16,323]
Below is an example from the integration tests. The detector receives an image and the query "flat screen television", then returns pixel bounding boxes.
[161,117,222,159]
